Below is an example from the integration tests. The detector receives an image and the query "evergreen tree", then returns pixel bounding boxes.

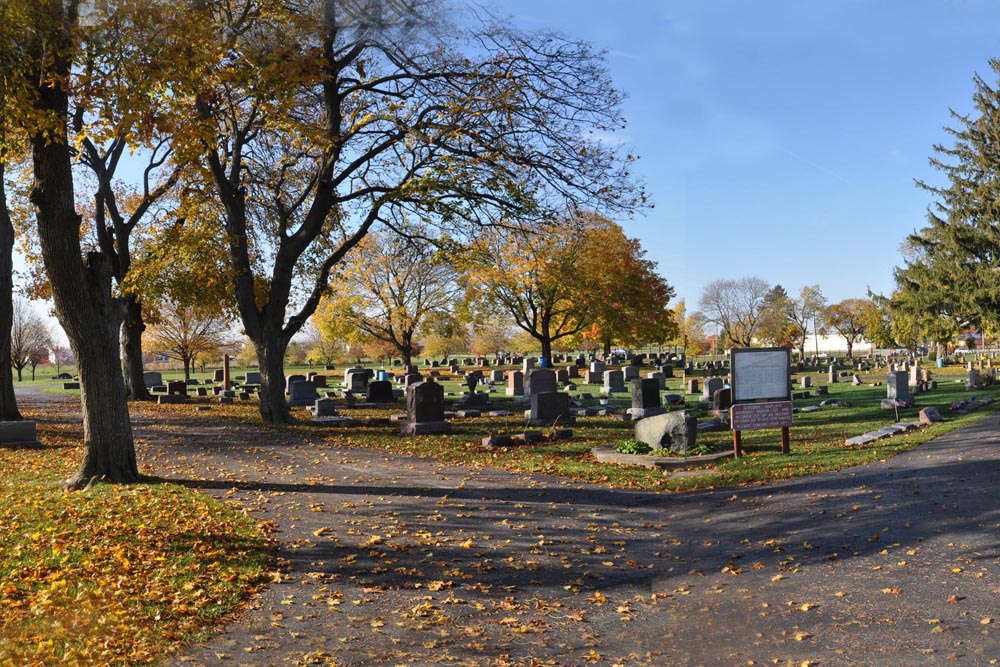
[895,60,1000,334]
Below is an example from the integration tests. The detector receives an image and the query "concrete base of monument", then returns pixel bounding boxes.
[0,420,42,448]
[399,421,452,436]
[590,445,733,470]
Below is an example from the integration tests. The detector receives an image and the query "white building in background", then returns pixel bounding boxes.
[804,333,875,357]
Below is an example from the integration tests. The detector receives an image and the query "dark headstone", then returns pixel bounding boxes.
[526,391,574,426]
[526,368,557,397]
[166,381,187,396]
[366,380,395,403]
[288,380,320,406]
[400,380,451,435]
[713,387,733,412]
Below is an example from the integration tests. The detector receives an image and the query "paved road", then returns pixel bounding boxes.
[20,390,1000,666]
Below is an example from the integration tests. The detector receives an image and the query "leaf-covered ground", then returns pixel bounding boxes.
[0,403,271,667]
[124,388,1000,666]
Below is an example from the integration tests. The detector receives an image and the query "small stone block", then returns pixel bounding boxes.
[481,435,513,449]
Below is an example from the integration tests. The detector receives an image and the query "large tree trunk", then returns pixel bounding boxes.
[0,165,22,421]
[121,297,151,400]
[30,80,139,486]
[255,334,291,425]
[70,260,137,486]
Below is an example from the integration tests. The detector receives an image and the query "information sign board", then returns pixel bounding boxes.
[730,401,793,431]
[731,348,791,403]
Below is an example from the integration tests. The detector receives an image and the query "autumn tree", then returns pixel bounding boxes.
[824,298,872,358]
[50,343,73,375]
[2,0,147,485]
[315,227,460,367]
[163,0,643,424]
[10,297,51,382]
[577,221,677,355]
[696,276,772,348]
[463,215,617,365]
[147,301,233,379]
[785,285,826,359]
[754,285,796,349]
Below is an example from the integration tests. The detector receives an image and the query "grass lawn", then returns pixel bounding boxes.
[135,360,1000,493]
[0,411,271,666]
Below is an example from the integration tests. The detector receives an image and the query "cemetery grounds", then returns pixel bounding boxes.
[2,358,1000,665]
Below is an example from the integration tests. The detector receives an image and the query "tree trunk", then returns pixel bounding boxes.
[255,334,291,425]
[0,165,21,420]
[60,255,138,487]
[120,297,151,400]
[603,339,612,357]
[15,367,22,382]
[31,127,138,486]
[846,340,854,359]
[540,338,553,367]
[183,356,191,380]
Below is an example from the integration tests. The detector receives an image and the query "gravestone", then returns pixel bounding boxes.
[404,373,423,389]
[288,380,320,406]
[506,370,524,397]
[0,420,41,447]
[366,380,395,403]
[556,369,569,385]
[623,365,641,381]
[400,381,451,435]
[713,387,733,412]
[285,374,307,394]
[213,369,225,383]
[886,371,913,406]
[166,381,187,397]
[634,411,697,454]
[969,369,981,389]
[143,371,163,388]
[312,398,337,417]
[525,368,557,397]
[919,406,943,424]
[196,387,209,397]
[526,391,574,426]
[522,358,536,374]
[627,378,665,419]
[702,377,724,401]
[344,368,369,392]
[647,371,666,390]
[585,370,602,385]
[603,370,626,394]
[566,365,580,379]
[851,374,862,386]
[244,371,262,385]
[589,361,606,375]
[827,365,838,383]
[800,376,812,389]
[312,375,327,388]
[490,369,505,383]
[686,378,700,394]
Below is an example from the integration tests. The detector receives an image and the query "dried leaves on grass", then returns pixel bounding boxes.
[0,411,270,667]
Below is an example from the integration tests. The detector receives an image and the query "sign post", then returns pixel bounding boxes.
[729,348,793,457]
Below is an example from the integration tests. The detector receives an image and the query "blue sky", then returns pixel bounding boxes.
[487,0,1000,308]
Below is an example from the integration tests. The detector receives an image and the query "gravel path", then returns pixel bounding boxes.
[19,390,1000,666]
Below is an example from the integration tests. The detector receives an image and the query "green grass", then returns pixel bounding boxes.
[158,360,1000,494]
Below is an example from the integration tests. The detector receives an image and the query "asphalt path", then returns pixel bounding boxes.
[17,389,1000,667]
